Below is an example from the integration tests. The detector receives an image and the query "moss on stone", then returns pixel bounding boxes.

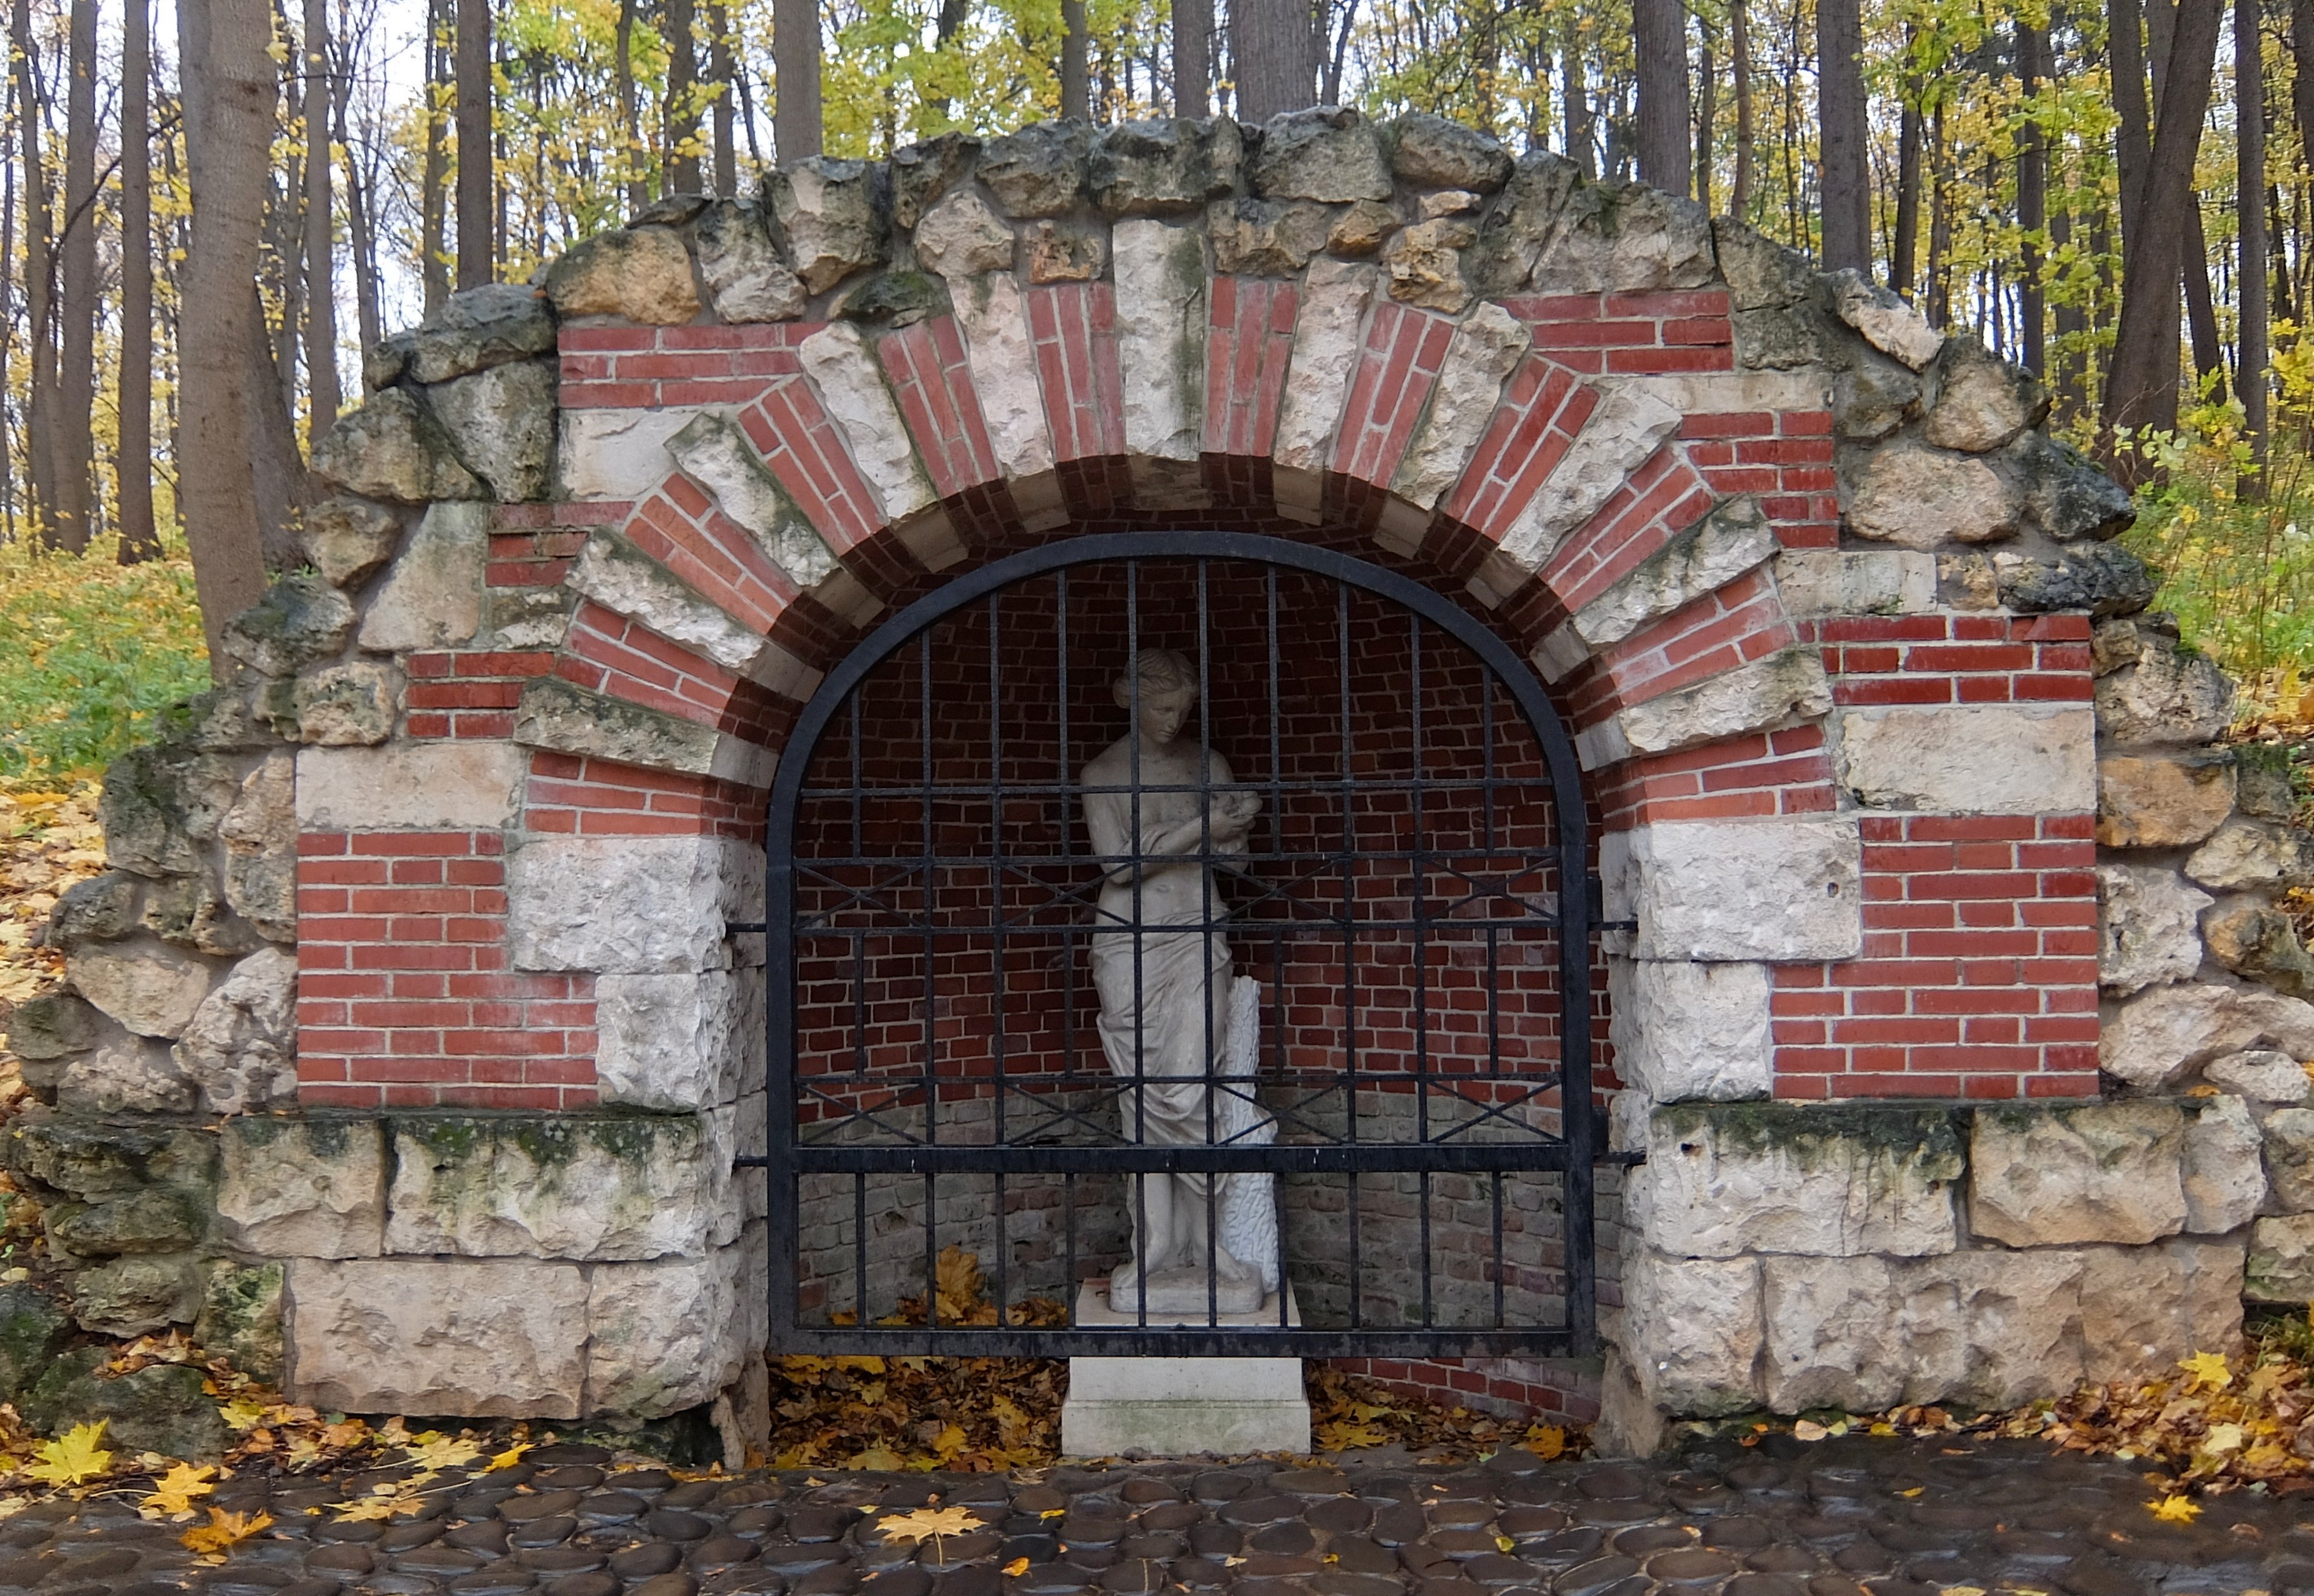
[1653,1099,1964,1176]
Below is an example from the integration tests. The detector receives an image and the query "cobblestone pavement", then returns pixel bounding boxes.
[10,1433,2314,1596]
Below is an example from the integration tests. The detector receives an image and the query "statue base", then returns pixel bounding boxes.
[1060,1284,1310,1457]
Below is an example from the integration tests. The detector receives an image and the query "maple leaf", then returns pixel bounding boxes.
[401,1434,482,1472]
[486,1443,532,1472]
[2148,1495,2202,1524]
[880,1506,984,1546]
[182,1508,272,1557]
[140,1462,219,1519]
[2202,1423,2246,1455]
[217,1399,267,1433]
[847,1446,907,1472]
[1003,1557,1030,1577]
[319,1420,370,1450]
[326,1473,441,1523]
[1523,1424,1565,1461]
[1313,1421,1387,1451]
[24,1422,110,1486]
[2180,1351,2232,1393]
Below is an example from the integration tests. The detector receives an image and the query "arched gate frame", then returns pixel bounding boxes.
[760,532,1602,1358]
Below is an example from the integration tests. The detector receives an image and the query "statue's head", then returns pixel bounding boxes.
[1114,648,1198,742]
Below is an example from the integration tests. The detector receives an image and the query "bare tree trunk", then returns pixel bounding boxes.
[332,0,380,359]
[666,0,701,189]
[2146,0,2223,392]
[1062,0,1089,119]
[2053,194,2088,419]
[1815,0,1870,270]
[708,0,734,191]
[1565,29,1595,177]
[178,0,275,667]
[53,0,96,552]
[2241,0,2270,481]
[117,0,158,562]
[1,89,19,541]
[1926,104,1952,325]
[1694,23,1715,210]
[14,0,57,547]
[773,0,820,158]
[2294,0,2314,201]
[1894,96,1922,296]
[1730,0,1752,216]
[1173,0,1209,115]
[2018,20,2048,375]
[454,0,489,286]
[303,0,338,441]
[1634,0,1691,194]
[421,0,447,310]
[1234,0,1316,119]
[614,0,643,207]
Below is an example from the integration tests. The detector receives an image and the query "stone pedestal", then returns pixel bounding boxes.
[1059,1284,1310,1457]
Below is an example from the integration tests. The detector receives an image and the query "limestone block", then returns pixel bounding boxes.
[1760,1254,1907,1413]
[1822,268,1944,370]
[1921,338,2043,453]
[2076,1237,2246,1383]
[558,408,695,501]
[8,992,99,1063]
[692,200,806,323]
[70,1255,202,1336]
[942,274,1054,480]
[1619,648,1832,758]
[429,357,557,502]
[2011,433,2131,541]
[1248,108,1392,203]
[57,1035,194,1114]
[1628,1102,1961,1258]
[975,123,1088,216]
[2180,1094,2265,1233]
[302,497,403,589]
[511,677,739,784]
[2096,864,2212,997]
[100,747,238,877]
[385,1114,735,1260]
[2264,1107,2314,1210]
[1995,544,2159,617]
[2102,979,2314,1090]
[357,501,488,654]
[1208,198,1332,276]
[407,283,557,384]
[1460,150,1582,293]
[1379,217,1476,314]
[198,1262,285,1384]
[2097,751,2237,849]
[1391,112,1512,191]
[2206,1048,2312,1103]
[1272,260,1375,474]
[1967,1101,2188,1247]
[48,872,138,950]
[1493,386,1685,577]
[1842,440,2017,548]
[1088,117,1237,218]
[2187,819,2313,892]
[1528,183,1714,294]
[506,834,761,974]
[295,741,525,832]
[286,1257,589,1418]
[889,132,977,229]
[310,389,486,503]
[583,1231,758,1417]
[1062,1354,1310,1456]
[1832,356,1922,441]
[1025,222,1108,283]
[569,529,768,677]
[543,226,701,322]
[285,660,397,747]
[172,946,298,1115]
[2095,640,2235,747]
[1112,220,1207,465]
[595,970,764,1110]
[1836,703,2097,815]
[1889,1249,2086,1409]
[1388,304,1528,514]
[137,873,252,958]
[1328,201,1399,256]
[1614,1248,1763,1415]
[1608,816,1864,962]
[1576,499,1777,648]
[217,1117,387,1258]
[69,939,213,1040]
[2249,1212,2314,1302]
[769,158,884,291]
[912,189,1015,277]
[799,322,934,524]
[220,574,358,678]
[663,412,841,588]
[1604,959,1773,1102]
[2203,902,2314,999]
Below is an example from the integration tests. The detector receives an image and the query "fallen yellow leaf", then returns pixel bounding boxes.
[2149,1495,2202,1524]
[140,1462,219,1519]
[2179,1351,2232,1393]
[486,1442,531,1472]
[1003,1557,1030,1577]
[880,1506,983,1544]
[24,1422,110,1487]
[182,1508,272,1557]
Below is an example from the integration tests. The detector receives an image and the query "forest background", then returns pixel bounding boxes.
[0,0,2294,789]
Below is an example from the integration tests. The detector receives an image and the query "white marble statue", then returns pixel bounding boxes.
[1082,648,1280,1315]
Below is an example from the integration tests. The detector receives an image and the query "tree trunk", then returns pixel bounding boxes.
[2105,0,2223,466]
[1633,0,1691,195]
[1233,0,1316,120]
[2240,0,2269,480]
[14,0,56,547]
[1565,29,1594,177]
[773,0,821,158]
[2017,20,2048,375]
[53,0,97,552]
[2112,0,2153,238]
[2053,199,2087,420]
[454,0,490,287]
[1173,0,1210,116]
[708,0,735,192]
[118,0,158,563]
[333,0,381,359]
[1694,27,1715,210]
[177,0,276,668]
[1730,0,1752,216]
[2146,0,2222,392]
[2294,0,2314,201]
[1926,104,1951,326]
[303,0,338,441]
[1062,0,1090,119]
[1,137,16,544]
[1815,0,1870,270]
[421,0,448,310]
[666,0,701,190]
[614,0,643,208]
[1894,98,1921,297]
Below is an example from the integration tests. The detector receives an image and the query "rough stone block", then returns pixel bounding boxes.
[1619,648,1832,759]
[2263,1106,2314,1210]
[506,835,761,974]
[1759,1253,1906,1413]
[2180,1093,2265,1233]
[406,283,558,384]
[583,1228,760,1417]
[1248,108,1392,202]
[429,358,556,503]
[302,497,404,590]
[2203,901,2314,998]
[2101,979,2314,1090]
[512,677,752,784]
[1889,1248,2086,1409]
[543,226,702,322]
[799,321,934,524]
[286,1257,589,1418]
[2249,1212,2314,1302]
[57,1034,193,1113]
[2204,1047,2312,1103]
[975,123,1088,217]
[2096,864,2212,997]
[216,1116,387,1259]
[357,501,488,654]
[693,200,807,322]
[2076,1237,2246,1382]
[311,389,485,503]
[68,938,214,1040]
[1578,499,1778,647]
[1833,704,2096,814]
[559,408,694,502]
[1921,338,2042,453]
[286,660,399,746]
[222,574,359,679]
[1494,386,1684,576]
[1842,440,2015,547]
[2095,639,2235,747]
[941,272,1054,480]
[1061,1354,1310,1457]
[172,946,297,1115]
[1614,1248,1763,1415]
[913,189,1016,277]
[663,412,839,588]
[1272,260,1375,474]
[1605,817,1863,962]
[1823,269,1944,370]
[1605,959,1772,1102]
[1392,303,1527,511]
[2187,819,2312,893]
[594,970,764,1110]
[295,741,526,832]
[2097,751,2238,849]
[1967,1101,2188,1247]
[1112,219,1207,465]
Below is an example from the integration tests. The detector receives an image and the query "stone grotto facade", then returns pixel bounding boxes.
[8,105,2312,1457]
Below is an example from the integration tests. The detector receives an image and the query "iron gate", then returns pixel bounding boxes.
[759,532,1600,1357]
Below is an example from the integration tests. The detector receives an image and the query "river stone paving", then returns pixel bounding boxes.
[9,1435,2314,1596]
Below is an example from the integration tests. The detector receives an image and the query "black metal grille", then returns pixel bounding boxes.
[761,532,1599,1357]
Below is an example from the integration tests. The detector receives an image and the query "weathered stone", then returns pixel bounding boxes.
[2205,1046,2313,1102]
[1631,1102,1961,1258]
[693,200,808,322]
[595,970,765,1110]
[1773,547,1937,619]
[1842,440,2017,548]
[2180,1093,2265,1232]
[197,1261,284,1383]
[216,1115,386,1259]
[221,573,358,677]
[43,1184,202,1262]
[558,406,694,500]
[2187,817,2313,891]
[769,158,885,293]
[1920,337,2044,452]
[1378,217,1475,313]
[1025,220,1108,282]
[407,283,557,384]
[2103,978,2314,1089]
[2204,901,2314,998]
[837,267,947,329]
[1530,180,1715,293]
[1460,150,1579,292]
[2078,1237,2246,1383]
[286,659,397,746]
[1939,550,2001,609]
[6,992,100,1061]
[1891,1249,2088,1409]
[1759,1253,1907,1413]
[570,529,775,678]
[481,582,574,650]
[583,1235,758,1417]
[1832,355,1922,441]
[923,270,1053,482]
[2249,1212,2314,1301]
[2237,744,2301,819]
[507,834,758,974]
[1605,816,1864,963]
[1391,302,1529,511]
[2265,1106,2314,1210]
[57,1033,192,1113]
[285,1256,589,1418]
[2096,864,2212,996]
[1616,648,1832,760]
[889,132,978,229]
[0,1284,68,1403]
[100,746,239,877]
[296,740,525,832]
[1568,499,1777,647]
[2096,637,2235,747]
[429,357,557,501]
[357,500,488,654]
[799,320,934,525]
[543,225,701,323]
[68,938,213,1040]
[1606,959,1772,1103]
[1994,543,2160,617]
[1833,704,2097,814]
[1327,200,1400,256]
[310,388,487,503]
[1207,198,1331,276]
[513,676,728,780]
[171,946,297,1115]
[24,1350,231,1457]
[978,122,1088,216]
[1493,386,1684,578]
[1088,117,1237,217]
[1418,188,1482,218]
[2005,431,2136,541]
[6,1116,215,1203]
[663,411,841,587]
[301,496,403,589]
[1969,1101,2187,1246]
[48,871,140,949]
[2098,749,2238,849]
[67,1254,202,1336]
[137,872,253,957]
[165,686,278,755]
[1615,1248,1762,1414]
[221,753,296,942]
[1714,220,1814,312]
[912,189,1015,277]
[366,330,414,389]
[1248,107,1392,203]
[1113,219,1207,464]
[1272,260,1376,473]
[1822,268,1944,370]
[1390,112,1511,192]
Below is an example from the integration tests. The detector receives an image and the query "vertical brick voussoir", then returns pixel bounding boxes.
[738,377,890,555]
[1440,355,1599,543]
[1539,445,1715,615]
[1026,283,1128,466]
[1331,302,1457,488]
[1204,277,1299,460]
[878,316,1004,499]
